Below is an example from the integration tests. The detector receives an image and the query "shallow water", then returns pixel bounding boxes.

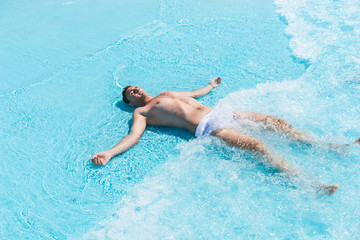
[1,0,360,239]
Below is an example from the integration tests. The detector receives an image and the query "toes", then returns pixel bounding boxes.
[326,184,339,195]
[332,184,339,191]
[318,183,339,195]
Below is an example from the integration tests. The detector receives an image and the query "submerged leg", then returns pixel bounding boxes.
[211,128,338,195]
[233,111,313,142]
[234,111,360,150]
[212,128,297,175]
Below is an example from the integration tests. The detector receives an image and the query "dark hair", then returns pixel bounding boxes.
[122,86,132,104]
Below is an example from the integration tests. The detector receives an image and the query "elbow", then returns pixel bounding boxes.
[132,134,141,143]
[191,92,200,98]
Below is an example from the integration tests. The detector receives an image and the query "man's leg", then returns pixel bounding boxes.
[212,128,297,174]
[234,111,360,149]
[211,128,339,195]
[233,111,313,142]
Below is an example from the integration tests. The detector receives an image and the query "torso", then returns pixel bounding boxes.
[137,91,212,134]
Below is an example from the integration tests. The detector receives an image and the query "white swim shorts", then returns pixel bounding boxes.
[195,110,236,138]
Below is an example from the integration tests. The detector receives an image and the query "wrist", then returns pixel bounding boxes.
[209,83,214,88]
[107,150,115,158]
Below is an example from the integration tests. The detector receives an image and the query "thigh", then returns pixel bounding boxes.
[233,110,271,123]
[234,111,292,132]
[211,128,297,174]
[211,128,267,153]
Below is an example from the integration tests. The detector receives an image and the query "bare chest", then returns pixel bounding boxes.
[147,98,184,120]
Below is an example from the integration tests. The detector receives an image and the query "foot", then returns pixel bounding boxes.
[327,143,351,154]
[318,183,339,195]
[316,137,360,153]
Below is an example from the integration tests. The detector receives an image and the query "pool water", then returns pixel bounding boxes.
[1,0,360,239]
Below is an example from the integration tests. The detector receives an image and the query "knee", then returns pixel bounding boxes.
[272,117,292,132]
[276,117,291,126]
[248,140,269,155]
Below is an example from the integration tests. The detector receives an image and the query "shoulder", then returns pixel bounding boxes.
[133,107,148,117]
[158,91,179,97]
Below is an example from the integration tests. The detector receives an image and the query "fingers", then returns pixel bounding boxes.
[91,154,103,166]
[214,77,221,85]
[91,156,98,165]
[92,158,103,166]
[91,151,111,166]
[210,77,221,87]
[91,153,98,162]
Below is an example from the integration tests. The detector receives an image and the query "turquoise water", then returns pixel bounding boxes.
[1,0,360,239]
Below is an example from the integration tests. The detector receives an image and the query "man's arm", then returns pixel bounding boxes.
[178,77,221,98]
[91,109,147,166]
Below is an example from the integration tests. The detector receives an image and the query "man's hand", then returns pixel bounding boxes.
[210,77,221,88]
[91,151,112,166]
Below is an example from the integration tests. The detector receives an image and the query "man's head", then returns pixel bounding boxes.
[122,86,148,106]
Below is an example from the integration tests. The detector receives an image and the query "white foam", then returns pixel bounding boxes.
[351,56,360,65]
[113,65,126,90]
[274,0,360,62]
[83,137,292,239]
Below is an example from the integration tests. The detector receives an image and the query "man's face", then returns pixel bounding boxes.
[125,86,146,106]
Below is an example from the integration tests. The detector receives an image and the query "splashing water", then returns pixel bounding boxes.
[1,0,360,239]
[85,0,360,239]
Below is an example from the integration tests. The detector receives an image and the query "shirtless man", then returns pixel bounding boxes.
[91,77,341,195]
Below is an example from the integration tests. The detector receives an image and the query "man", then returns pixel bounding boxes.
[91,77,342,194]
